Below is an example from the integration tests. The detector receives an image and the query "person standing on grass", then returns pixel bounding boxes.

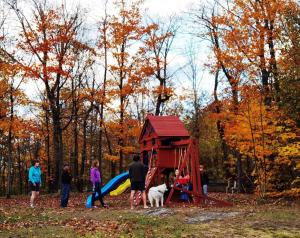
[90,160,108,208]
[200,165,209,197]
[60,164,72,208]
[129,155,148,209]
[28,160,42,208]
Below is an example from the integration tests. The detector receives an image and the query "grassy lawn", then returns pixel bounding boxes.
[0,193,299,238]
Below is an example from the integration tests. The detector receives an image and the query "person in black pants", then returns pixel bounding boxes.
[61,164,72,207]
[90,160,107,208]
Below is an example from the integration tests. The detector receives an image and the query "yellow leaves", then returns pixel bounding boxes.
[104,116,141,159]
[267,188,300,198]
[104,147,136,161]
[278,142,300,158]
[279,132,297,142]
[104,154,119,162]
[219,83,300,194]
[121,146,136,155]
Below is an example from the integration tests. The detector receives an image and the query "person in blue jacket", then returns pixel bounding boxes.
[28,160,42,208]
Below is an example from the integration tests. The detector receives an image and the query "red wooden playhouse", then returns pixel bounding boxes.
[136,115,231,206]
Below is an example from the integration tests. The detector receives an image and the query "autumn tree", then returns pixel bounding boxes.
[222,86,300,197]
[191,0,300,196]
[144,16,178,116]
[103,0,155,172]
[0,6,31,197]
[278,5,300,126]
[191,3,245,189]
[9,0,92,189]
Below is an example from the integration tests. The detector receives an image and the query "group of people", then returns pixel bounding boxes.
[28,156,209,209]
[28,159,107,208]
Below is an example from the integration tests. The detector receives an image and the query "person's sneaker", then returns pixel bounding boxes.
[103,204,109,209]
[30,204,35,208]
[92,206,98,208]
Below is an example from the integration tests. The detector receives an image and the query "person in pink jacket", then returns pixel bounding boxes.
[90,160,107,208]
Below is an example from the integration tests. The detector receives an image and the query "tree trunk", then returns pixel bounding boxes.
[104,124,116,178]
[119,94,125,173]
[256,15,271,106]
[98,129,103,171]
[98,11,108,172]
[72,109,79,182]
[80,107,93,183]
[267,19,280,101]
[17,144,23,194]
[80,117,88,178]
[155,88,163,116]
[236,154,242,192]
[213,70,228,163]
[6,85,14,198]
[45,109,52,192]
[52,112,63,191]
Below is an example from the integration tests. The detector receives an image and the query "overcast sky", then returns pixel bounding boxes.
[14,0,215,115]
[74,0,213,94]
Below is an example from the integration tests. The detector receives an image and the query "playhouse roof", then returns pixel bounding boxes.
[140,115,189,140]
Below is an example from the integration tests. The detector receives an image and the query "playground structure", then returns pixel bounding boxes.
[86,114,231,208]
[137,115,231,206]
[110,179,131,196]
[86,172,129,208]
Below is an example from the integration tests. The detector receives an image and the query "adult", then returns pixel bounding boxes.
[61,164,72,207]
[200,165,209,196]
[28,160,42,208]
[90,160,107,208]
[129,155,148,209]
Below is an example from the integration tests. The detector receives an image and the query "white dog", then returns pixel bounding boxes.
[148,183,168,207]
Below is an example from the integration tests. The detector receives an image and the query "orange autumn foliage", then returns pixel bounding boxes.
[217,86,300,196]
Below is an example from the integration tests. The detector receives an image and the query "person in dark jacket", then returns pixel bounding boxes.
[61,164,72,207]
[200,165,209,196]
[129,155,148,209]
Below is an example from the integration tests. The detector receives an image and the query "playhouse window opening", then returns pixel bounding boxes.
[161,139,172,146]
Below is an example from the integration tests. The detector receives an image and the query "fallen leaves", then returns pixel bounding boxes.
[62,218,122,235]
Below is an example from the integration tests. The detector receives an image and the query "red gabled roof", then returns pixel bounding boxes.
[140,115,189,140]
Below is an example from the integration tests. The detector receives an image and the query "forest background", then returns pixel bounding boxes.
[0,0,299,199]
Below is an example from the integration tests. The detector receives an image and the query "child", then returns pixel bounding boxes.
[61,164,72,207]
[90,160,108,208]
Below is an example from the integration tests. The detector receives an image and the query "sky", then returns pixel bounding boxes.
[75,0,214,95]
[13,0,215,116]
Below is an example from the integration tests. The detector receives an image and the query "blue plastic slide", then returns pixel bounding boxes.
[86,171,129,208]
